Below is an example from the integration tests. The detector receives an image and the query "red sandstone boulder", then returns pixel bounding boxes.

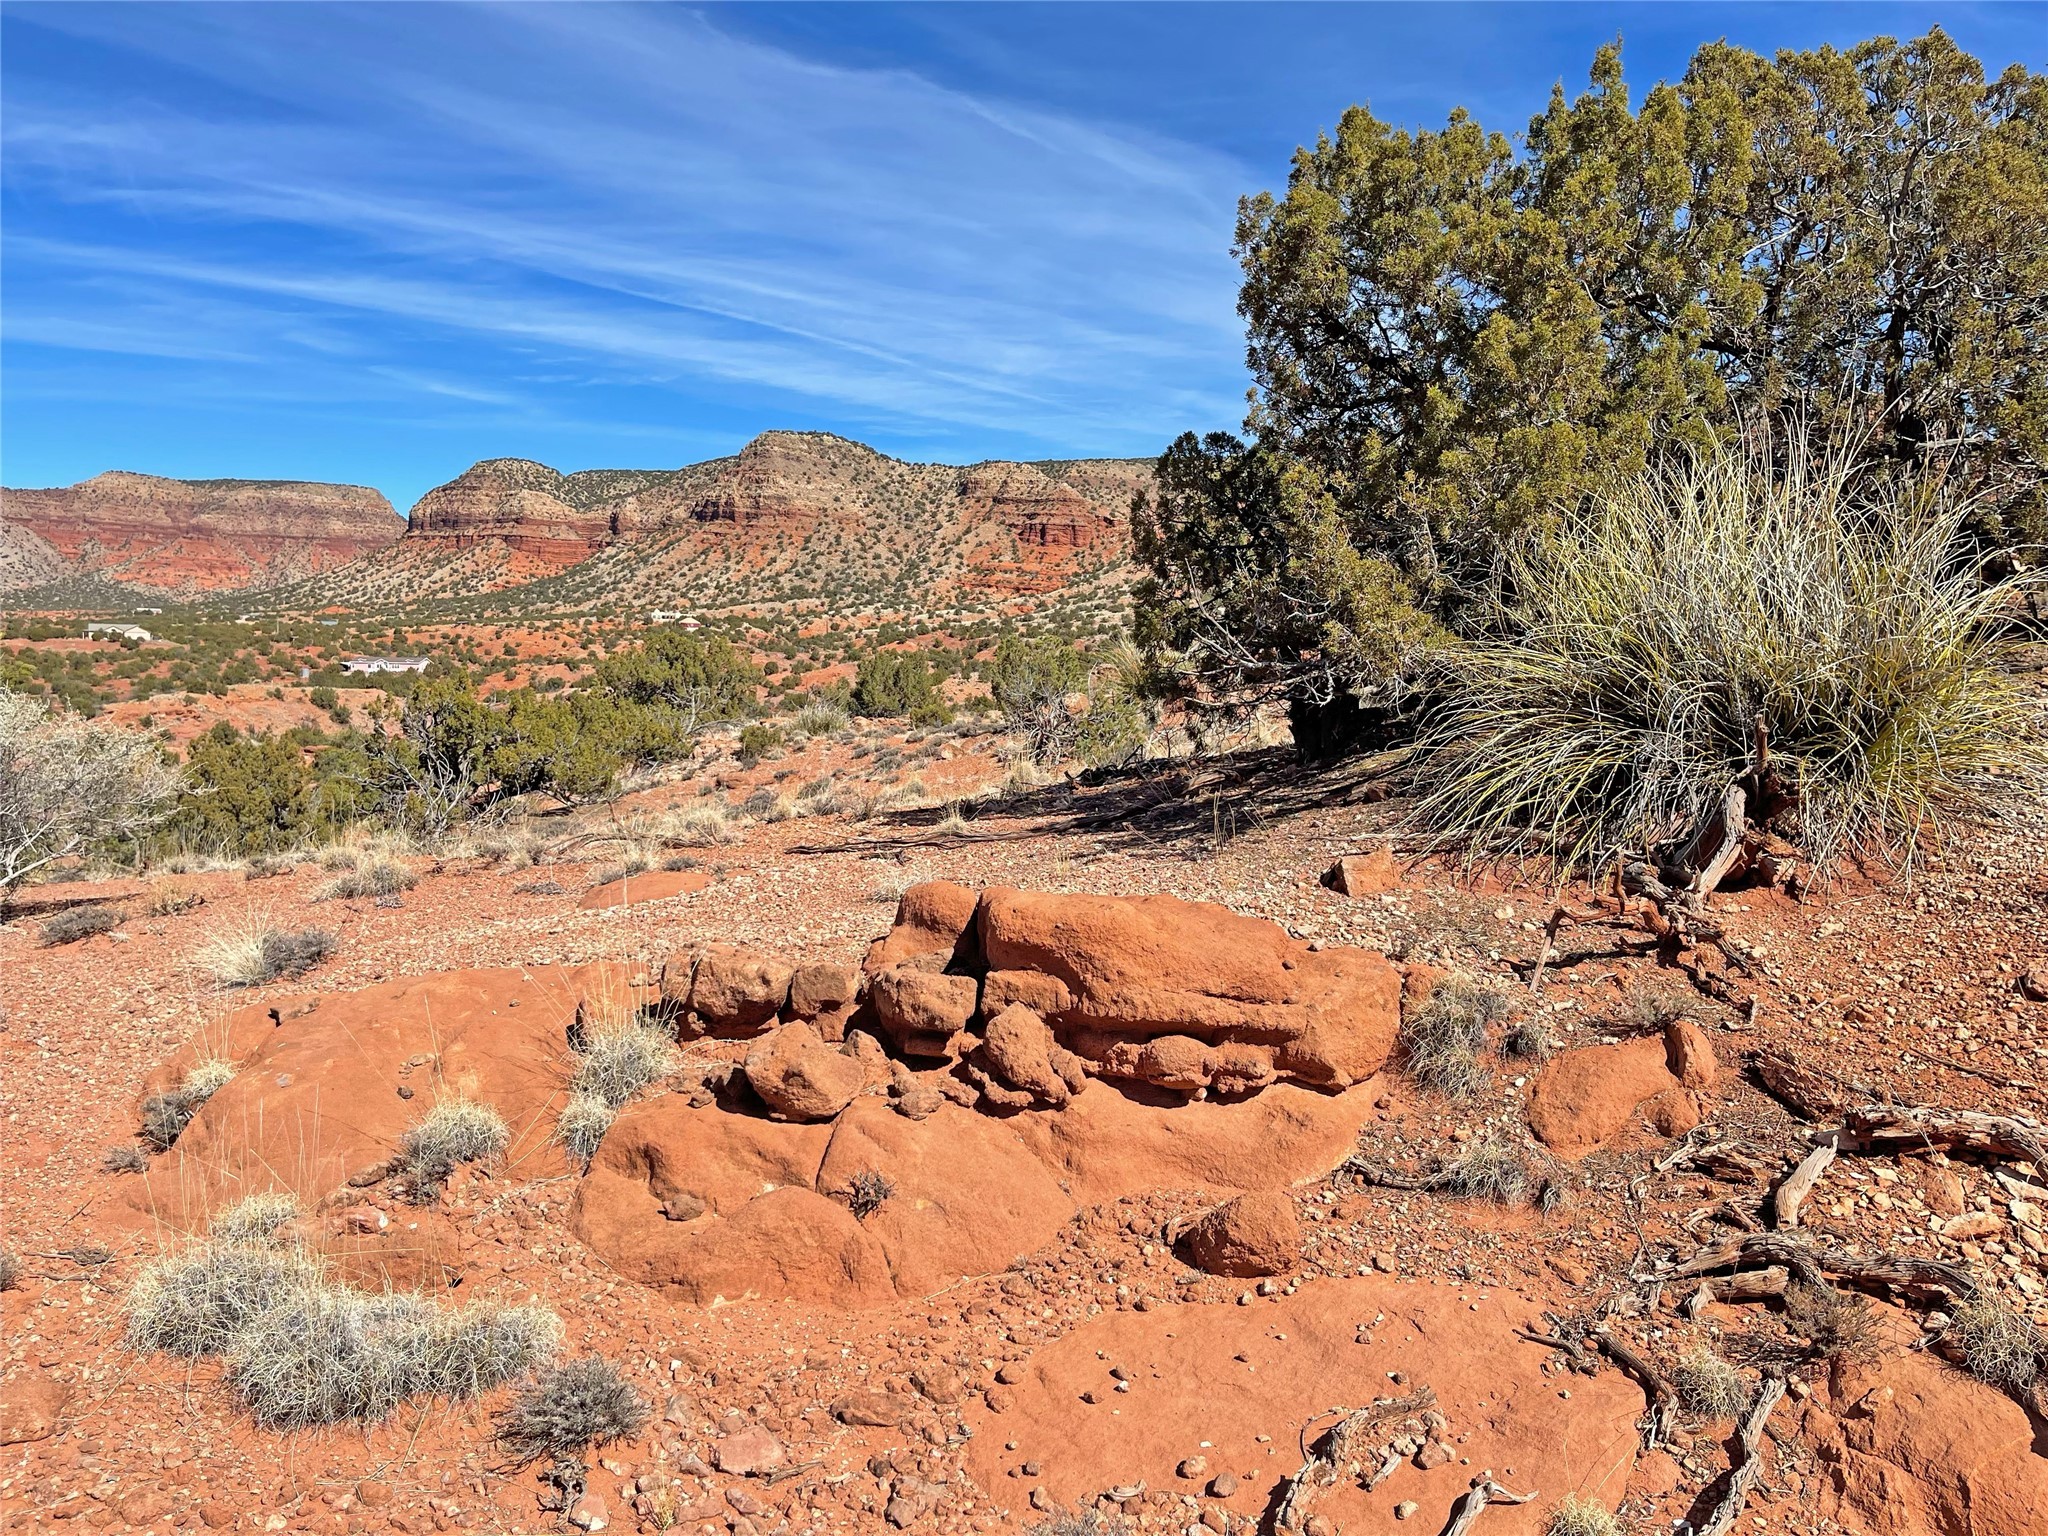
[974,1003,1089,1106]
[1815,1348,2048,1535]
[577,868,709,909]
[868,964,978,1058]
[1663,1018,1720,1088]
[1180,1189,1300,1277]
[975,888,1400,1089]
[863,880,982,974]
[743,1023,865,1122]
[674,944,793,1035]
[619,1185,894,1308]
[1526,1036,1685,1156]
[0,1370,70,1446]
[1323,847,1400,897]
[788,962,860,1040]
[817,1099,1075,1298]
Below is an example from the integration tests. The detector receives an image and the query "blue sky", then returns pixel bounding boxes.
[4,3,2043,513]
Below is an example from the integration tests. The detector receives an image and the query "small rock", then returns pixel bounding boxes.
[712,1426,786,1477]
[567,1492,608,1531]
[1394,1501,1420,1521]
[1207,1473,1239,1498]
[1177,1456,1209,1480]
[1181,1190,1300,1278]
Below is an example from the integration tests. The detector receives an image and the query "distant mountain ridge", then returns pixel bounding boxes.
[4,433,1154,613]
[297,431,1153,613]
[1,471,403,596]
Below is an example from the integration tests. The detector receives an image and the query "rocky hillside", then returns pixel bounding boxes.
[0,472,404,596]
[298,431,1151,613]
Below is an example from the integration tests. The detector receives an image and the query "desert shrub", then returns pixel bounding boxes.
[852,651,951,723]
[1501,1016,1551,1062]
[1948,1291,2046,1396]
[844,1170,895,1221]
[146,881,203,916]
[740,787,779,818]
[209,1193,301,1245]
[1784,1281,1883,1364]
[0,1250,17,1292]
[1136,32,2048,730]
[40,905,118,946]
[1544,1495,1621,1536]
[1416,436,2045,875]
[1673,1346,1750,1419]
[555,1093,617,1168]
[495,1356,650,1466]
[592,630,758,728]
[102,1145,149,1175]
[657,803,741,848]
[0,689,179,887]
[313,856,415,902]
[308,686,339,714]
[398,1098,509,1204]
[736,724,783,765]
[1430,1134,1532,1204]
[1399,976,1508,1100]
[987,632,1087,765]
[139,1058,237,1151]
[160,723,317,858]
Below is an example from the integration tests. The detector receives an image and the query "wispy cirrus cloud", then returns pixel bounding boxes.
[2,2,1250,500]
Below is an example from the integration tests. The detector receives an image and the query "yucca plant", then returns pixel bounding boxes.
[1417,428,2042,879]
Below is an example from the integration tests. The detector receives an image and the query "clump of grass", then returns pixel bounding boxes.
[313,857,415,902]
[556,1093,617,1169]
[1673,1345,1750,1419]
[1417,430,2047,876]
[1784,1280,1883,1365]
[40,906,118,946]
[209,1193,301,1245]
[146,882,203,917]
[495,1356,650,1466]
[844,1170,895,1221]
[740,787,779,818]
[793,706,849,739]
[514,878,565,896]
[1429,1133,1532,1204]
[1544,1495,1621,1536]
[398,1098,509,1205]
[569,1016,676,1110]
[198,916,337,986]
[0,1249,19,1291]
[1400,976,1508,1100]
[138,1058,238,1152]
[102,1145,150,1175]
[1947,1290,2046,1396]
[127,1225,560,1427]
[657,803,741,848]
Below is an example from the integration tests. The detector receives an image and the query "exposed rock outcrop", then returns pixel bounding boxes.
[2,471,402,594]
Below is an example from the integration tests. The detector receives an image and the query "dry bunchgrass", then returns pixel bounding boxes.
[1948,1290,2046,1396]
[1400,976,1509,1100]
[197,914,337,987]
[1417,430,2046,877]
[494,1356,650,1466]
[398,1097,509,1203]
[555,1093,617,1168]
[1544,1495,1621,1536]
[312,856,415,902]
[1785,1280,1884,1365]
[1673,1345,1750,1419]
[126,1219,560,1428]
[1430,1133,1533,1204]
[209,1193,301,1245]
[0,1249,20,1291]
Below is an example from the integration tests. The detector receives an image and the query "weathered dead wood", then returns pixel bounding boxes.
[1772,1136,1839,1229]
[1682,1266,1789,1318]
[1835,1104,2048,1175]
[1441,1478,1537,1536]
[1592,1326,1681,1447]
[1689,784,1750,902]
[1339,1154,1433,1192]
[1693,1375,1788,1536]
[1273,1388,1438,1536]
[1753,1050,1855,1120]
[1661,1232,1977,1300]
[1526,902,1611,994]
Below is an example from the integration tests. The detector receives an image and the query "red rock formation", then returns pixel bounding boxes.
[403,458,611,563]
[1,471,403,594]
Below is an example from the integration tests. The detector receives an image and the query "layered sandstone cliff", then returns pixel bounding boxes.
[1,472,404,595]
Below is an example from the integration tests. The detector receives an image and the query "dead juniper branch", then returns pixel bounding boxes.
[1273,1388,1439,1536]
[1771,1135,1839,1230]
[1692,1374,1787,1536]
[1662,1231,1977,1304]
[1591,1326,1681,1448]
[1835,1104,2048,1175]
[1443,1477,1538,1535]
[1752,1050,1856,1120]
[1682,1266,1789,1318]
